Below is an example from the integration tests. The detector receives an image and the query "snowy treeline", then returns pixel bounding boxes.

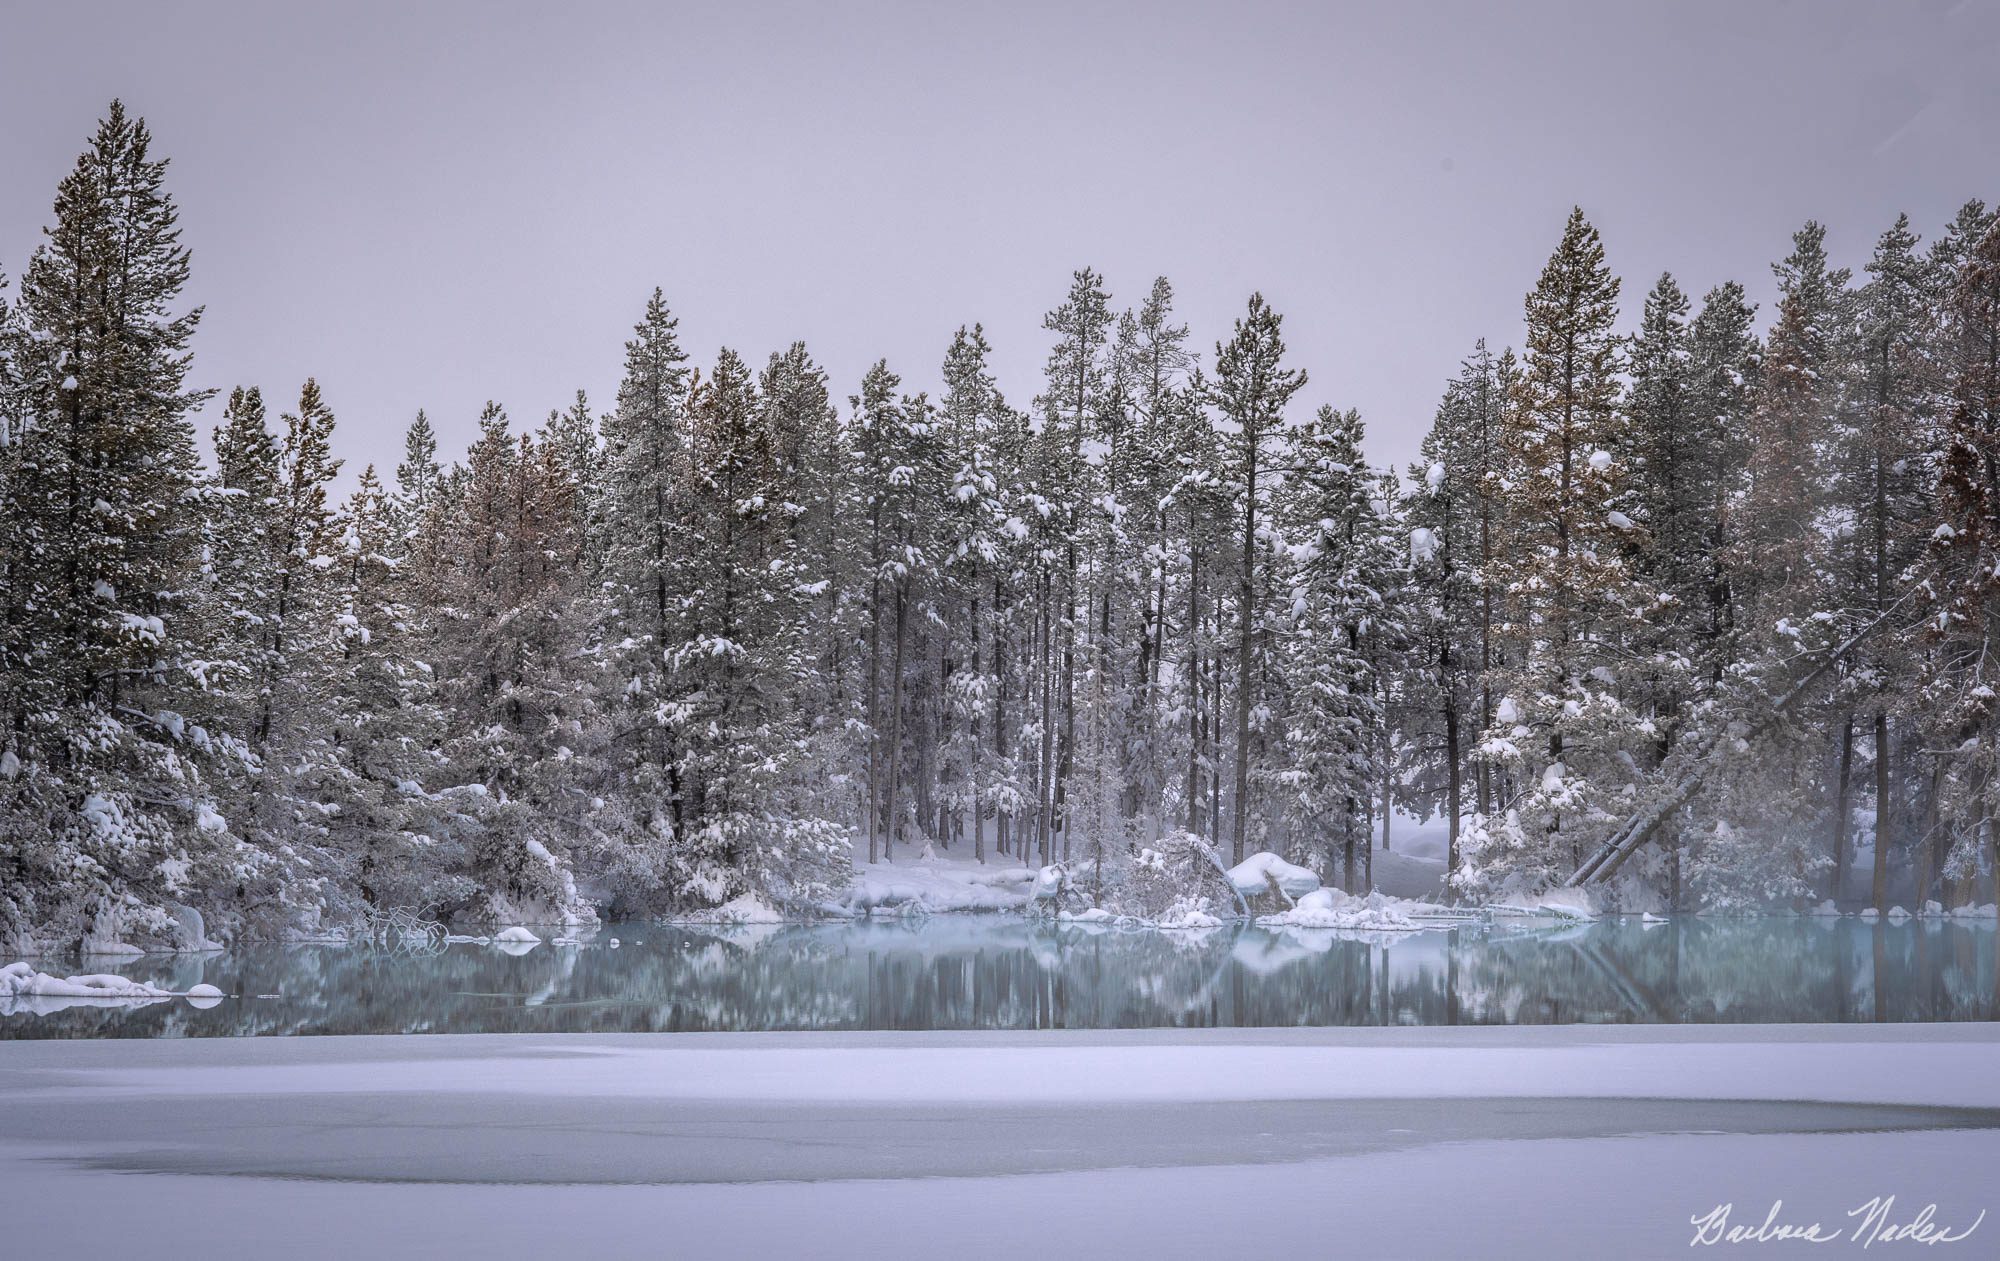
[2,105,1998,948]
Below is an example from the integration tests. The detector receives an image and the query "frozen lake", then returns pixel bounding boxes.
[3,1026,1997,1260]
[6,913,1997,1036]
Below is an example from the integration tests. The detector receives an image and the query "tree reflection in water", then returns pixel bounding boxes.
[4,915,1996,1037]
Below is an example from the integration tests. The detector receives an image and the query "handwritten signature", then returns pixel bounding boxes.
[1691,1198,1986,1247]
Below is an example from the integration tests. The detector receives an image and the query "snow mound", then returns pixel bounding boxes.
[1057,907,1115,924]
[1,961,175,999]
[1226,852,1321,899]
[1,962,230,1015]
[1257,887,1449,934]
[843,859,1035,916]
[1031,864,1067,902]
[1154,899,1224,931]
[493,926,542,944]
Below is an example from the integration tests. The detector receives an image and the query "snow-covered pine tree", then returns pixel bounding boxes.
[661,347,850,909]
[935,325,1020,863]
[1695,222,1852,908]
[1206,292,1308,864]
[0,102,236,949]
[597,290,693,877]
[391,409,443,545]
[1465,208,1652,899]
[1033,269,1114,865]
[1832,215,1951,903]
[322,463,454,912]
[1120,279,1197,835]
[1278,405,1401,890]
[1923,219,2000,908]
[1400,344,1507,877]
[757,342,861,840]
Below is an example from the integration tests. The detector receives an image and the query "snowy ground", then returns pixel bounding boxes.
[847,811,1453,915]
[1374,808,1453,899]
[4,1024,1995,1260]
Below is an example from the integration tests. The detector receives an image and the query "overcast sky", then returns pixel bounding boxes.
[3,0,1996,481]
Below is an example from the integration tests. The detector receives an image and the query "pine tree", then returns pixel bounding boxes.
[392,409,443,543]
[1033,269,1114,865]
[1279,405,1401,889]
[1206,292,1307,864]
[1401,344,1507,877]
[0,102,230,947]
[1925,220,2000,906]
[1467,209,1651,896]
[597,290,693,870]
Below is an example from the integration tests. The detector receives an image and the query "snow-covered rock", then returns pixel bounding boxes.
[493,926,542,944]
[1226,852,1321,900]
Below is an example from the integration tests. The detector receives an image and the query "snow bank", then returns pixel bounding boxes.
[1225,852,1321,900]
[842,859,1036,916]
[1256,887,1458,934]
[1056,907,1115,925]
[1489,886,1600,921]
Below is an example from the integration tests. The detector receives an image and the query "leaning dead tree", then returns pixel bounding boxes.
[1566,597,1912,888]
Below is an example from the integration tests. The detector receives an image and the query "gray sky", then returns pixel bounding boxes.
[3,0,1996,481]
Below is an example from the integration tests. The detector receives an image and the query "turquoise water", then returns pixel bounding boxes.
[4,915,1996,1037]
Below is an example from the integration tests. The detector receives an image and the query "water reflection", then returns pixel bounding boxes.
[4,916,1997,1037]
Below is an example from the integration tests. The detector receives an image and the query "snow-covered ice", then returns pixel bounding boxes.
[1,1025,1994,1261]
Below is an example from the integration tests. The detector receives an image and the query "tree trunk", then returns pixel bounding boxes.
[1832,715,1854,903]
[1231,448,1256,865]
[1444,696,1462,885]
[1871,709,1890,913]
